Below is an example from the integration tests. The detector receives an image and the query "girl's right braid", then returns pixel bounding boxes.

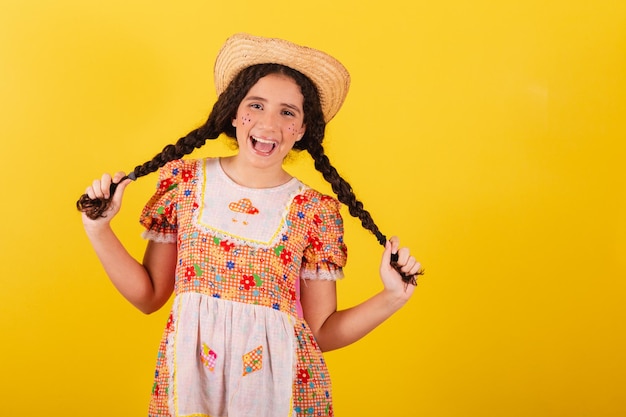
[306,142,387,246]
[76,115,222,220]
[307,141,423,285]
[76,63,253,220]
[131,124,217,179]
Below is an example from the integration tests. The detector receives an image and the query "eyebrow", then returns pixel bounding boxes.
[244,96,303,115]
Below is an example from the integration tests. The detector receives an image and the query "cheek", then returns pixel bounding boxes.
[288,123,300,138]
[239,114,252,126]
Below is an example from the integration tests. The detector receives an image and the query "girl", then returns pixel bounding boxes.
[78,33,423,417]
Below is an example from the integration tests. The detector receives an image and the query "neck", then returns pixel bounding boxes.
[219,156,292,188]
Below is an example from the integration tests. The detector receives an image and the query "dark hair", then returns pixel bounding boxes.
[78,64,391,248]
[77,63,422,283]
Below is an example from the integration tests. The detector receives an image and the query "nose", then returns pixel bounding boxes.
[258,110,279,131]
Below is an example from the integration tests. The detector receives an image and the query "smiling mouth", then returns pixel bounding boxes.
[251,136,277,154]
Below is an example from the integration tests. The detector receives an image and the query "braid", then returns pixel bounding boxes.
[76,60,421,282]
[77,60,386,244]
[76,123,220,219]
[130,122,220,180]
[281,64,389,247]
[76,68,240,220]
[305,129,424,284]
[306,141,387,246]
[292,68,423,283]
[77,63,310,219]
[126,85,241,183]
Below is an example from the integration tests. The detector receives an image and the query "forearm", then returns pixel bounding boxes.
[301,237,420,352]
[84,224,165,313]
[314,289,408,352]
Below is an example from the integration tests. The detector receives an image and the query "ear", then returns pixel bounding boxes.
[232,118,237,127]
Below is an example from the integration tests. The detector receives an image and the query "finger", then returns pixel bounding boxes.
[85,184,96,199]
[110,176,133,204]
[399,256,418,274]
[90,178,105,199]
[100,173,113,198]
[388,236,400,255]
[409,261,423,276]
[111,171,127,184]
[383,239,393,263]
[109,171,128,198]
[395,247,411,266]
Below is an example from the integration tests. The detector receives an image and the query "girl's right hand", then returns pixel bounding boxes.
[81,172,132,227]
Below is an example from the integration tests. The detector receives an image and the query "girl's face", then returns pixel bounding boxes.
[232,73,306,170]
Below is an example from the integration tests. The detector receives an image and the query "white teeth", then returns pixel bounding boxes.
[251,136,275,144]
[251,136,277,153]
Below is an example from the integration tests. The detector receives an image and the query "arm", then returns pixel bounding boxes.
[81,172,176,314]
[300,236,421,352]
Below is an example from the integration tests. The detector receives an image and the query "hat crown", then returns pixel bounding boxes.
[214,33,350,123]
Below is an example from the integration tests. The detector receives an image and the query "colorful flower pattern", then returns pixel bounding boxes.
[141,158,345,417]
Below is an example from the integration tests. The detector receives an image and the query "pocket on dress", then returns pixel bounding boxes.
[242,345,263,376]
[201,342,217,372]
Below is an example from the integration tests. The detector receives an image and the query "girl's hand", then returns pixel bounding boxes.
[81,172,132,227]
[380,236,422,303]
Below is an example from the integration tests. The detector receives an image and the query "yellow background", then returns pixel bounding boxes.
[1,0,625,415]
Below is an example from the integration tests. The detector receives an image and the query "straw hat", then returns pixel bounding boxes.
[214,33,350,122]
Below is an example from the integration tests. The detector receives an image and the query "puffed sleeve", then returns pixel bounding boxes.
[139,159,187,243]
[299,192,348,281]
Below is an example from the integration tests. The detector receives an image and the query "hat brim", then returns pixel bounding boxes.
[214,33,350,123]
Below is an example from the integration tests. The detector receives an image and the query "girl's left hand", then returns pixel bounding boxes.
[380,236,422,302]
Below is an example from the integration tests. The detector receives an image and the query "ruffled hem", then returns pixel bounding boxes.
[142,229,177,244]
[300,266,344,281]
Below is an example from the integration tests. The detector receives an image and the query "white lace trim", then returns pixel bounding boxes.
[300,267,344,281]
[166,296,179,415]
[142,229,177,243]
[191,158,309,249]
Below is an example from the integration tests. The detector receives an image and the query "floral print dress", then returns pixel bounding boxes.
[140,158,347,417]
